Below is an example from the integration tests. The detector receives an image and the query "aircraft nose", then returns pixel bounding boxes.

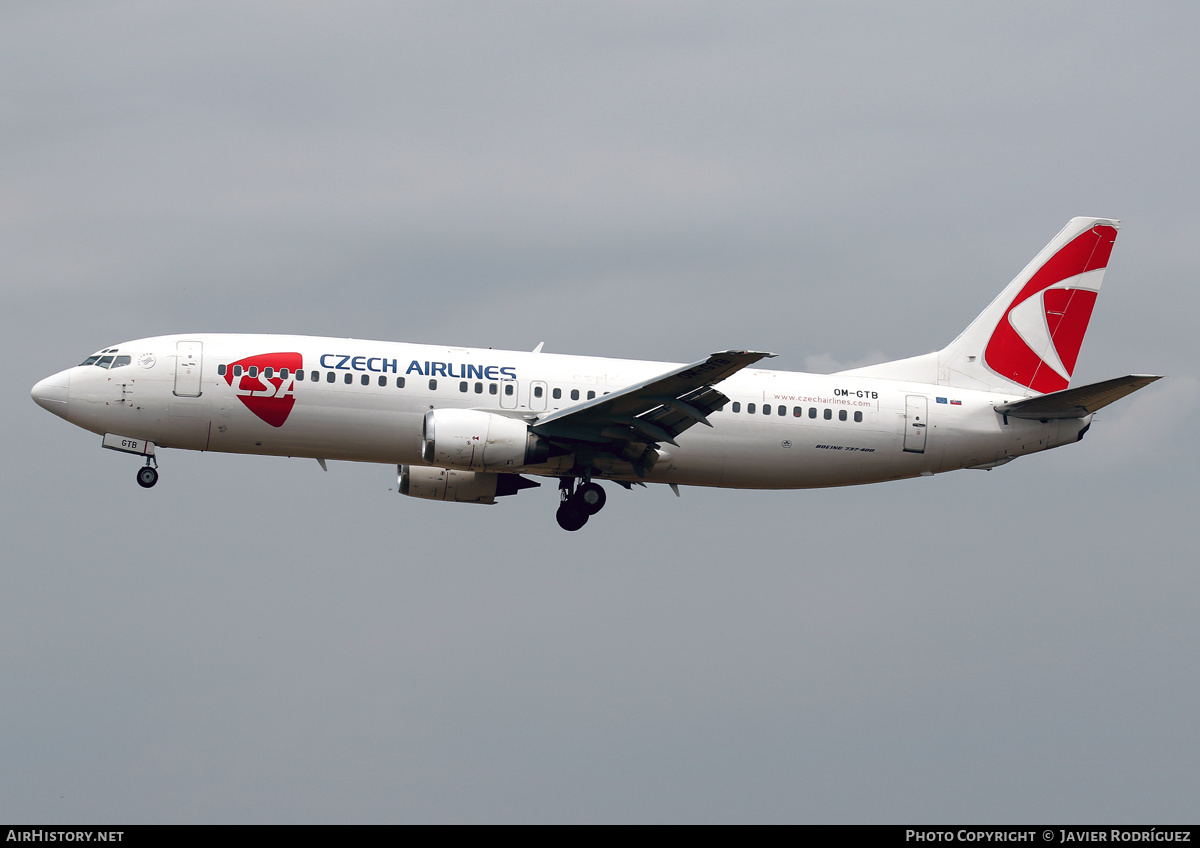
[31,369,71,419]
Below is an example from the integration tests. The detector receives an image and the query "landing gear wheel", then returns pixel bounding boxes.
[556,500,589,531]
[576,482,606,515]
[137,466,159,489]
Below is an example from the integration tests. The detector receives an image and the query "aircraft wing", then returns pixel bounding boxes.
[532,350,775,447]
[994,374,1162,420]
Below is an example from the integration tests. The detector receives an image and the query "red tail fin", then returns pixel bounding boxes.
[983,223,1116,393]
[835,218,1120,395]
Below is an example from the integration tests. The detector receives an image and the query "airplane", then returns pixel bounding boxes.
[31,217,1160,531]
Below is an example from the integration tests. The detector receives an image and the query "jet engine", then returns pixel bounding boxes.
[398,465,538,505]
[420,409,553,471]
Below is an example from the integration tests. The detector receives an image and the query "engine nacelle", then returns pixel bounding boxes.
[398,465,539,505]
[399,465,501,504]
[420,408,552,471]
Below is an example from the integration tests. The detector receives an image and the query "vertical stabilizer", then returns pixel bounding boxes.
[838,217,1119,395]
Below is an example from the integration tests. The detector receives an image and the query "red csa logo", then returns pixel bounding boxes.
[984,224,1115,394]
[223,352,302,427]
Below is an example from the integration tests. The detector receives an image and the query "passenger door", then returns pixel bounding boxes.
[903,395,927,453]
[173,341,203,398]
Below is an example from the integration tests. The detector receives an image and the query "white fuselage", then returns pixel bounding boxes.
[38,333,1089,490]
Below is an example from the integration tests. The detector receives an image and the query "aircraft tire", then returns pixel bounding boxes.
[555,500,589,531]
[137,466,159,489]
[577,482,606,515]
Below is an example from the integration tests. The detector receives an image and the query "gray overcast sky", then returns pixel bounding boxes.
[3,2,1197,823]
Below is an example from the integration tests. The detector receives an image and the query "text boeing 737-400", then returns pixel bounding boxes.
[31,217,1160,530]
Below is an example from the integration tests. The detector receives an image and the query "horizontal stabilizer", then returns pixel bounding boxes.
[994,374,1161,420]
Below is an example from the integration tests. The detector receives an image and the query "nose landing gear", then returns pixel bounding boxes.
[555,476,607,531]
[136,457,159,488]
[100,434,160,489]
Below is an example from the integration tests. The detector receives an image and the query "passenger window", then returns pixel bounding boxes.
[824,409,832,420]
[553,388,562,399]
[361,374,370,386]
[295,370,304,381]
[854,411,863,423]
[839,410,847,421]
[587,390,595,400]
[344,373,353,385]
[264,367,274,378]
[534,386,544,398]
[396,377,405,388]
[378,376,386,387]
[570,389,579,400]
[489,383,498,395]
[234,365,243,377]
[777,405,786,416]
[248,366,258,377]
[310,371,319,382]
[763,404,771,415]
[326,372,336,383]
[280,368,289,379]
[217,364,227,376]
[460,381,469,392]
[474,382,483,394]
[505,384,514,396]
[732,402,741,413]
[793,407,801,417]
[748,403,756,414]
[808,407,816,419]
[429,379,437,390]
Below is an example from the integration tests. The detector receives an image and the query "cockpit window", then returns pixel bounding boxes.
[110,355,132,368]
[80,348,124,367]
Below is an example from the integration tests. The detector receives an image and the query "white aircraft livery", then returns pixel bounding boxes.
[32,217,1160,530]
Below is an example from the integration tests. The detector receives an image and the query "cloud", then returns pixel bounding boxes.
[1062,375,1197,471]
[802,351,895,374]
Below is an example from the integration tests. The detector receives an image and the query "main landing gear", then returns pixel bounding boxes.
[136,457,159,489]
[555,476,607,531]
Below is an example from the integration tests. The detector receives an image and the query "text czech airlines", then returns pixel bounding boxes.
[319,354,517,381]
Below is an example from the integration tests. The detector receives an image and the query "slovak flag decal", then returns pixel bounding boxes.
[223,352,303,427]
[983,224,1115,394]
